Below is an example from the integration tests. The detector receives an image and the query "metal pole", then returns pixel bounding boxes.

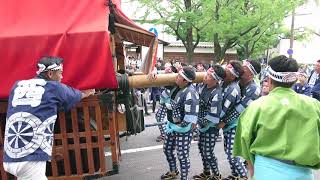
[289,9,295,58]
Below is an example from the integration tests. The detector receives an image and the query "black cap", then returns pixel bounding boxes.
[181,66,196,82]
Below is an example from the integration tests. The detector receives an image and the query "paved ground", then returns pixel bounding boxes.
[100,108,320,180]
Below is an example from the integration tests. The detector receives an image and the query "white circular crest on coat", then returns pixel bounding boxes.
[4,112,43,159]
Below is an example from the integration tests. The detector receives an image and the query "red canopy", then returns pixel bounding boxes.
[0,0,118,98]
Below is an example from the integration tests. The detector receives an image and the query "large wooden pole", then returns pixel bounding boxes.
[128,72,206,88]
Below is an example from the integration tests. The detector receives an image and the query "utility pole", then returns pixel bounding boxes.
[289,9,295,58]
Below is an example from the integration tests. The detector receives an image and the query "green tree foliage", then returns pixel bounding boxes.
[201,0,303,62]
[235,0,306,60]
[137,0,206,64]
[136,0,304,63]
[236,23,290,60]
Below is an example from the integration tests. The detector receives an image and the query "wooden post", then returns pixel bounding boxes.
[107,92,120,174]
[110,34,118,71]
[116,42,126,71]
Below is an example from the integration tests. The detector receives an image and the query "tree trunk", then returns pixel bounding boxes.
[185,0,194,64]
[244,41,250,59]
[237,42,251,60]
[212,1,225,64]
[186,46,194,64]
[185,26,194,64]
[213,51,225,64]
[213,33,224,63]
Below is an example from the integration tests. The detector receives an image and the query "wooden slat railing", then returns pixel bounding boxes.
[0,94,120,180]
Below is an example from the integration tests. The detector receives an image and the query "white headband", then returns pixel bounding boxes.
[266,66,297,83]
[243,60,258,76]
[226,64,239,78]
[36,63,63,75]
[179,70,193,82]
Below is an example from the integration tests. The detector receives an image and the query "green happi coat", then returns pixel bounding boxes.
[233,87,320,169]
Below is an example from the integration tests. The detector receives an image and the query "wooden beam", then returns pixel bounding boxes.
[115,23,155,37]
[128,72,206,88]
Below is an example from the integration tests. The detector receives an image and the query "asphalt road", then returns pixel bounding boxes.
[101,109,320,180]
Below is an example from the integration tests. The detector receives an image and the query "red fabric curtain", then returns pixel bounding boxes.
[0,0,118,98]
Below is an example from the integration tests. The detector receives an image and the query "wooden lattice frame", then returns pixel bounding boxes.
[0,95,120,180]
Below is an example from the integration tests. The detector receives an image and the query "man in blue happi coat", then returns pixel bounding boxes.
[193,65,225,180]
[3,56,94,179]
[218,60,247,180]
[161,66,199,180]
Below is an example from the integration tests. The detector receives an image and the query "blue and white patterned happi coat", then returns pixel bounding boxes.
[4,78,81,162]
[220,81,241,124]
[168,84,199,127]
[197,83,223,128]
[235,80,261,113]
[221,80,261,124]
